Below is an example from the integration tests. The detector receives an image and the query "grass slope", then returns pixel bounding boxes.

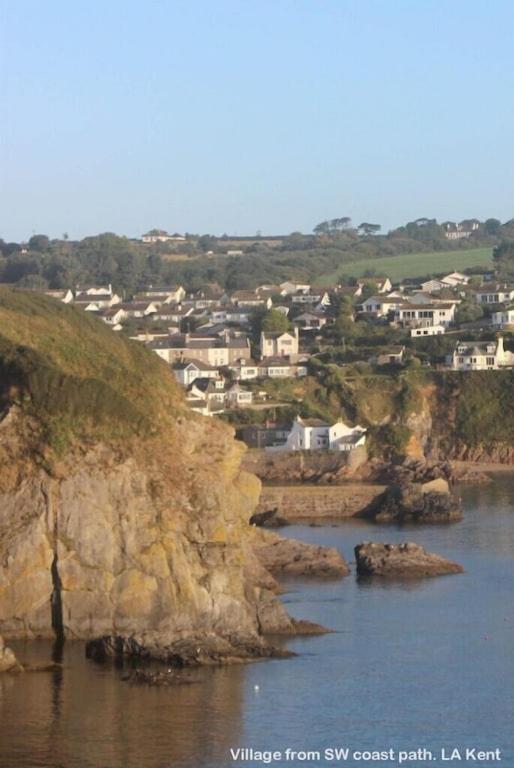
[315,247,493,285]
[0,288,184,450]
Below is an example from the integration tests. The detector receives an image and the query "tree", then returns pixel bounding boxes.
[260,308,291,333]
[484,218,501,236]
[28,234,50,252]
[358,223,381,236]
[493,240,514,278]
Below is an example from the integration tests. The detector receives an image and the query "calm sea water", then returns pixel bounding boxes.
[1,477,513,768]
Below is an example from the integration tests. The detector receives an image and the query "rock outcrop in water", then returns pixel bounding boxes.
[361,478,463,524]
[0,289,334,663]
[355,542,464,578]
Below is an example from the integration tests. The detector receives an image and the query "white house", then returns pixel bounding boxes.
[491,308,514,328]
[228,358,260,380]
[448,337,514,370]
[270,416,366,452]
[225,383,253,407]
[441,271,470,287]
[260,328,299,359]
[142,230,185,243]
[410,325,446,338]
[172,359,221,387]
[474,283,514,305]
[394,302,457,328]
[280,281,311,295]
[360,296,406,316]
[419,279,448,293]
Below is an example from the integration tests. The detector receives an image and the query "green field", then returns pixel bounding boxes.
[315,247,493,285]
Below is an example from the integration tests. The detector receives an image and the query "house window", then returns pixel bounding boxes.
[486,357,495,366]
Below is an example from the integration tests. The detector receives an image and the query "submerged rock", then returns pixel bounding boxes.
[0,635,19,672]
[250,508,289,528]
[361,480,463,523]
[252,532,350,578]
[355,542,463,578]
[86,632,294,667]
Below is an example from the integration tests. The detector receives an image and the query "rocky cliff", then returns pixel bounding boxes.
[0,289,340,662]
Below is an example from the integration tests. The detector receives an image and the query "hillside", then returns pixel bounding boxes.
[0,288,323,661]
[231,367,514,464]
[315,247,493,284]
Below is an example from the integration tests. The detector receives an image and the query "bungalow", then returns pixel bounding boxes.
[370,346,406,366]
[172,359,221,387]
[270,416,366,452]
[237,424,291,449]
[448,337,514,370]
[151,305,194,322]
[228,358,260,380]
[117,301,158,318]
[290,290,330,308]
[474,283,514,305]
[231,290,272,309]
[225,382,253,408]
[139,285,186,304]
[410,325,446,338]
[394,302,457,328]
[293,311,328,330]
[260,328,299,360]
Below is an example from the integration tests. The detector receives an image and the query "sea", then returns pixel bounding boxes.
[1,476,513,768]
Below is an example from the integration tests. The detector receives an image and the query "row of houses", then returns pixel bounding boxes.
[238,416,367,454]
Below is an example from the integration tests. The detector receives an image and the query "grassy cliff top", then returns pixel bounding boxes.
[0,288,186,451]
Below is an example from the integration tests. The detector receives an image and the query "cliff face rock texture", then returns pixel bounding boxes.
[355,542,463,578]
[0,289,320,661]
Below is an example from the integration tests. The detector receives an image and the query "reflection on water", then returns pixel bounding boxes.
[1,475,513,768]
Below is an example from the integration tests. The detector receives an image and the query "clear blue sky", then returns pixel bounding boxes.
[2,0,514,241]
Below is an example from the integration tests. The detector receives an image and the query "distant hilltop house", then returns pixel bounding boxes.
[268,416,367,453]
[141,229,186,244]
[443,219,480,240]
[448,337,514,371]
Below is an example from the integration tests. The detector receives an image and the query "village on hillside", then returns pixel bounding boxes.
[42,263,514,454]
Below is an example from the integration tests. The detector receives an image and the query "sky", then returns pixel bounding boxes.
[1,0,514,241]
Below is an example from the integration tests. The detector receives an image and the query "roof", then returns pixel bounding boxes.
[261,330,294,339]
[258,356,293,367]
[455,341,497,355]
[398,302,456,310]
[299,418,329,428]
[172,358,218,371]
